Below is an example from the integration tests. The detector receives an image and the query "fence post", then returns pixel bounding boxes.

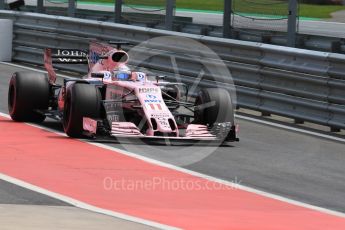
[165,0,175,30]
[115,0,122,23]
[0,0,4,10]
[68,0,76,17]
[37,0,44,13]
[287,0,297,47]
[223,0,232,38]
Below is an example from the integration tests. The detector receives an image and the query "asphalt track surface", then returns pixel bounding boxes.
[0,179,68,205]
[1,63,345,228]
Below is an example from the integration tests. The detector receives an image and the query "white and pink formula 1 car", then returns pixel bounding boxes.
[8,41,238,144]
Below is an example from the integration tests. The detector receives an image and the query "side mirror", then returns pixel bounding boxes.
[156,75,166,83]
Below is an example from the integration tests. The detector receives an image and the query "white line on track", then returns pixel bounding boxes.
[0,171,178,230]
[300,20,345,26]
[1,62,345,220]
[2,110,345,219]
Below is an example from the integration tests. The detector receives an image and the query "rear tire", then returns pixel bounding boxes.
[194,88,234,126]
[63,83,101,137]
[8,72,50,122]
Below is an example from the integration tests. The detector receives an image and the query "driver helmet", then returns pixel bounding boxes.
[113,65,131,81]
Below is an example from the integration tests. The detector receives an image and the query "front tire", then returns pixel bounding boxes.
[8,72,50,122]
[63,83,101,137]
[194,88,237,142]
[194,88,234,126]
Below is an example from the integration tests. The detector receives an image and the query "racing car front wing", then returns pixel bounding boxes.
[83,117,238,144]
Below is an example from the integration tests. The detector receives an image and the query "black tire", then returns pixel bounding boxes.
[8,72,50,122]
[63,83,101,137]
[194,88,234,126]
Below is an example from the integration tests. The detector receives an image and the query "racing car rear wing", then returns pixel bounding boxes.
[46,48,88,64]
[44,48,88,84]
[44,41,130,84]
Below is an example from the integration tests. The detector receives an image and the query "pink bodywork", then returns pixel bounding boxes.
[49,41,215,139]
[104,79,179,137]
[86,41,180,136]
